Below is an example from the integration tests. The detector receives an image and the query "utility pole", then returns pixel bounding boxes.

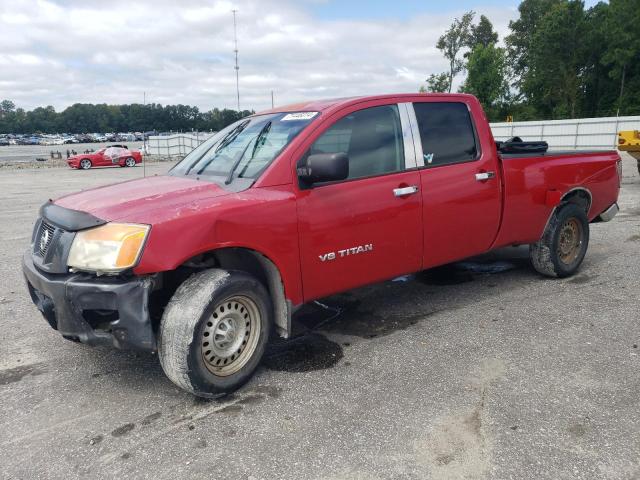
[232,10,240,112]
[271,90,274,109]
[143,91,146,178]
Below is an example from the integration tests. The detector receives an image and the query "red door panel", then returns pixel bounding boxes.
[95,152,109,166]
[297,171,423,301]
[411,99,502,268]
[420,161,501,267]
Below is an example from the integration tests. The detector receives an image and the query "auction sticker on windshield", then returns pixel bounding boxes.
[281,112,318,121]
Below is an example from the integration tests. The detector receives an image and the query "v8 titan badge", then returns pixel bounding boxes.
[319,244,373,262]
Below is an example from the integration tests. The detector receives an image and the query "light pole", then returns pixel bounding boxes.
[232,10,240,112]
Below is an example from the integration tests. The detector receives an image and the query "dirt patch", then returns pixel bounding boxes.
[140,412,162,426]
[0,363,47,386]
[414,358,505,479]
[293,297,438,339]
[264,333,343,372]
[569,274,593,284]
[111,423,135,437]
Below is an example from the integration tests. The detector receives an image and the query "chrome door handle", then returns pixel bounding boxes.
[393,185,419,197]
[475,171,495,181]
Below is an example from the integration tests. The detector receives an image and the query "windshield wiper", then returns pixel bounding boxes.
[187,120,250,176]
[224,121,271,185]
[215,120,250,153]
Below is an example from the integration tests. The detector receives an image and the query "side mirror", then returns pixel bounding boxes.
[298,152,349,185]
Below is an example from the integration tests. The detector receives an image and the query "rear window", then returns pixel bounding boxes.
[413,102,478,167]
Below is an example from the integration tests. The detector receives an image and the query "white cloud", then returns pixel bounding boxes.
[0,0,518,111]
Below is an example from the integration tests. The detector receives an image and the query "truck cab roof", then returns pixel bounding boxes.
[255,93,479,116]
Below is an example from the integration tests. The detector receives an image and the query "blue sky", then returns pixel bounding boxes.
[309,0,604,19]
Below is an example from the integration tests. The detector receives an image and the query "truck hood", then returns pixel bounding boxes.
[54,175,233,222]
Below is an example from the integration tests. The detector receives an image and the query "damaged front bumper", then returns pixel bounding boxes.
[22,251,157,351]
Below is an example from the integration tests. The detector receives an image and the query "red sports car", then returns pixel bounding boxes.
[67,145,142,170]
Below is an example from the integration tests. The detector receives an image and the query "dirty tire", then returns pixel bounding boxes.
[158,269,271,398]
[79,159,92,170]
[529,203,589,278]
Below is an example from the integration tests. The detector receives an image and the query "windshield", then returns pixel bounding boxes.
[170,112,318,183]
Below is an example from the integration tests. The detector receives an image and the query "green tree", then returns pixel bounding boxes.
[602,0,640,115]
[468,15,498,50]
[0,101,254,134]
[522,1,589,118]
[461,44,508,118]
[420,72,450,93]
[580,2,617,117]
[505,0,563,88]
[0,100,16,132]
[436,11,475,92]
[0,100,15,116]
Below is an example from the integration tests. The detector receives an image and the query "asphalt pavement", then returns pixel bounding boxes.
[0,156,638,479]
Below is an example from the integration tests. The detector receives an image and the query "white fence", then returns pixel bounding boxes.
[145,116,640,157]
[490,115,640,150]
[147,132,214,156]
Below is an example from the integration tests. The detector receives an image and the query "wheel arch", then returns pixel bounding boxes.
[561,187,592,215]
[166,247,292,339]
[540,187,592,238]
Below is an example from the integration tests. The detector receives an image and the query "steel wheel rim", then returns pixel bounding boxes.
[557,218,582,265]
[126,158,135,167]
[80,160,91,169]
[201,295,261,377]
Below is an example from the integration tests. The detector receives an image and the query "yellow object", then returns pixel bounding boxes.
[618,130,640,151]
[618,131,640,173]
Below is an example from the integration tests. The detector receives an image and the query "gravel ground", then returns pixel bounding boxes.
[0,156,638,480]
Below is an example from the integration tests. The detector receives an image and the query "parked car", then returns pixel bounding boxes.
[67,145,142,169]
[23,93,621,398]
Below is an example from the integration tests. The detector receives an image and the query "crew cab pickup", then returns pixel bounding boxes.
[23,94,621,397]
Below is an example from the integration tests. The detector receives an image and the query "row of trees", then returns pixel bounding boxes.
[423,0,640,121]
[0,100,254,134]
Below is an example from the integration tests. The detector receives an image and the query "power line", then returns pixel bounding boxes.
[232,9,240,112]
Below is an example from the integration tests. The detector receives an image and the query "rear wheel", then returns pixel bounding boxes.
[529,203,589,278]
[79,159,92,170]
[158,269,271,398]
[125,157,136,167]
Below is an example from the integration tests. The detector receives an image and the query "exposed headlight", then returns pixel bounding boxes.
[68,223,150,273]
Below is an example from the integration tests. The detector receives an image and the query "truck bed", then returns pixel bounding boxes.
[492,149,621,249]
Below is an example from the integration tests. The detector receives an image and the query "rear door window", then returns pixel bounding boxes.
[413,102,478,167]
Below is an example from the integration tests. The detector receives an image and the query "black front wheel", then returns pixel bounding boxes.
[158,269,272,398]
[529,203,590,278]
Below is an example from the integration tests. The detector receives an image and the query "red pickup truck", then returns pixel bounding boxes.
[23,94,621,397]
